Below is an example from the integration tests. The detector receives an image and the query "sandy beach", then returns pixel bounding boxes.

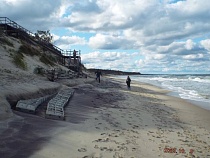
[0,76,210,158]
[1,13,210,158]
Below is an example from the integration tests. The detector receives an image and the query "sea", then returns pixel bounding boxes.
[116,74,210,111]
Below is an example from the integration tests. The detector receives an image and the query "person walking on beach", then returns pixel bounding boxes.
[73,49,77,64]
[126,76,131,88]
[95,70,102,83]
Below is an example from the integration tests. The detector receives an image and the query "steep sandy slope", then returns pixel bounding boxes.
[0,36,79,120]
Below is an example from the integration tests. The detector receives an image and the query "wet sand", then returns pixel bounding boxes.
[0,77,210,158]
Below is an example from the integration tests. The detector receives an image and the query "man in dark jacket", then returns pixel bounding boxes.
[126,76,131,88]
[95,70,102,83]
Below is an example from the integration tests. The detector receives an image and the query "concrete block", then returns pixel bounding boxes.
[45,88,74,120]
[16,95,53,114]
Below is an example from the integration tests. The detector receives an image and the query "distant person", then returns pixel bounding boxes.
[73,49,76,64]
[95,70,98,80]
[95,70,102,83]
[126,76,131,88]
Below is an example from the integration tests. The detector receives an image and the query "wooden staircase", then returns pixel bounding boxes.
[0,17,81,69]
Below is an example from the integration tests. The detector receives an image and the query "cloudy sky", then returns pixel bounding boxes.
[1,0,210,74]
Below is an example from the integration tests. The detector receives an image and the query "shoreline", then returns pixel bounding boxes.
[111,76,210,129]
[134,80,210,129]
[0,76,210,157]
[166,91,210,112]
[112,75,210,112]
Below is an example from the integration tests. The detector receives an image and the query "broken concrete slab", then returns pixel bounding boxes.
[45,88,74,120]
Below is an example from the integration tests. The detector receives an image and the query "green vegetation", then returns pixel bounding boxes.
[0,38,14,47]
[39,53,55,66]
[12,52,27,70]
[34,66,45,75]
[2,45,6,50]
[8,48,16,53]
[48,54,57,63]
[0,69,12,73]
[18,44,39,56]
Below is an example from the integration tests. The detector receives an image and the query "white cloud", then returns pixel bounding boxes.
[162,67,170,72]
[53,35,86,49]
[88,33,135,49]
[200,39,210,51]
[153,54,166,60]
[185,39,195,50]
[58,36,86,45]
[0,0,64,31]
[82,51,140,71]
[182,54,204,60]
[4,0,18,5]
[1,0,210,73]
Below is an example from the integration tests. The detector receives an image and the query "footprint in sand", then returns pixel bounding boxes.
[113,152,123,158]
[118,146,129,151]
[93,138,110,143]
[95,146,114,152]
[104,127,110,130]
[119,132,125,136]
[82,156,89,158]
[78,148,87,152]
[128,122,132,125]
[132,125,139,129]
[100,147,108,151]
[131,130,139,134]
[108,133,119,137]
[94,145,99,149]
[161,139,170,143]
[83,153,102,158]
[93,138,103,142]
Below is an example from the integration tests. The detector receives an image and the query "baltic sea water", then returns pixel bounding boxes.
[116,74,210,111]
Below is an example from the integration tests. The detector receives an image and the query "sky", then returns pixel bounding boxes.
[0,0,210,74]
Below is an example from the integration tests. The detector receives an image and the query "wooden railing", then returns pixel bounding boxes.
[0,17,34,37]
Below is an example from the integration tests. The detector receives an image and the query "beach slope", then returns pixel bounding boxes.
[1,77,210,158]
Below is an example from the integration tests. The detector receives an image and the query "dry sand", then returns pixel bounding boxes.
[0,76,210,158]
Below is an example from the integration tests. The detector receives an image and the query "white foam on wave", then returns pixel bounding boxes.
[129,74,210,110]
[161,80,210,103]
[179,89,207,101]
[117,74,210,103]
[188,77,210,83]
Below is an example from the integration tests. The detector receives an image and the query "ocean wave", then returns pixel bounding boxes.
[116,74,210,104]
[187,76,210,83]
